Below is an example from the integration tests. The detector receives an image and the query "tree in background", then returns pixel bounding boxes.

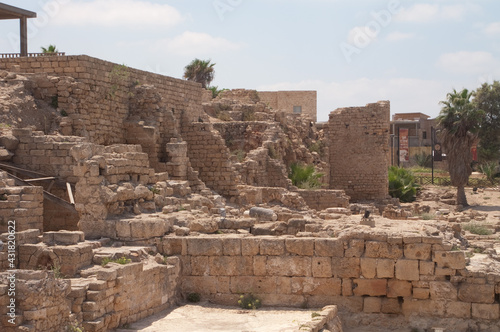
[183,59,215,88]
[474,81,500,162]
[437,88,484,206]
[41,45,58,54]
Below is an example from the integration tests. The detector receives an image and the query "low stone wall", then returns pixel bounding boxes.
[0,173,43,233]
[297,189,350,210]
[160,234,500,323]
[0,270,72,332]
[0,229,40,270]
[11,128,87,183]
[0,256,180,332]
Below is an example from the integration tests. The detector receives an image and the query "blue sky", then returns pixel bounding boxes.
[1,0,499,121]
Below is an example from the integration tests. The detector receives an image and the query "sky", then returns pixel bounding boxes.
[1,0,499,122]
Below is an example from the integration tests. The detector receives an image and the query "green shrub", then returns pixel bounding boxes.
[413,152,432,168]
[308,141,324,155]
[289,163,323,189]
[462,222,493,235]
[388,166,419,202]
[101,256,131,266]
[238,294,261,310]
[187,292,201,303]
[479,161,498,184]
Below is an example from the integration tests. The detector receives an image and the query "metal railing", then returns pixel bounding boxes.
[0,52,66,58]
[415,175,498,188]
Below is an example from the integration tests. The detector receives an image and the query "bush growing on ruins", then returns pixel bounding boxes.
[308,140,324,155]
[101,256,131,266]
[388,166,418,202]
[238,294,261,310]
[209,86,227,98]
[289,163,323,189]
[479,161,498,184]
[413,152,432,168]
[187,292,201,303]
[462,222,493,236]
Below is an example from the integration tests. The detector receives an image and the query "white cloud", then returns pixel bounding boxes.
[48,0,184,27]
[395,4,439,23]
[483,22,500,36]
[386,31,415,42]
[258,78,447,121]
[395,3,473,23]
[436,51,500,75]
[155,31,245,56]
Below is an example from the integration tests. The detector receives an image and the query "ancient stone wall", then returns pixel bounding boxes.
[182,122,240,198]
[328,101,390,201]
[0,172,43,233]
[160,234,500,323]
[258,91,317,122]
[0,270,72,332]
[11,128,86,183]
[0,256,180,332]
[0,229,40,270]
[0,55,203,148]
[297,189,350,210]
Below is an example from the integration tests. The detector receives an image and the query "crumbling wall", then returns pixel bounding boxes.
[0,270,72,332]
[0,55,203,148]
[0,172,43,233]
[297,189,350,210]
[11,127,86,183]
[258,91,317,122]
[328,101,390,201]
[182,122,240,197]
[161,234,500,326]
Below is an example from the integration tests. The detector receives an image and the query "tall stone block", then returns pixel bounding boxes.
[328,101,390,201]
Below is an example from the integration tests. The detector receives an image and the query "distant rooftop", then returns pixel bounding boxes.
[392,112,431,122]
[0,3,37,57]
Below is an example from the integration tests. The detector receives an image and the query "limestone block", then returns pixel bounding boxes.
[344,239,364,258]
[208,256,253,276]
[312,257,333,277]
[377,259,395,278]
[267,256,311,277]
[381,298,401,314]
[314,238,344,257]
[0,136,19,151]
[188,218,218,234]
[291,277,341,296]
[395,260,419,281]
[52,231,84,245]
[404,243,431,261]
[342,278,353,296]
[387,280,412,298]
[458,283,495,304]
[413,287,430,299]
[353,279,387,296]
[365,241,403,259]
[221,237,241,256]
[259,238,285,255]
[249,207,277,221]
[433,251,466,269]
[332,257,360,278]
[419,261,435,275]
[446,301,471,319]
[130,219,170,239]
[285,238,314,256]
[429,281,458,301]
[187,238,222,256]
[360,258,377,278]
[241,238,260,256]
[364,297,381,313]
[229,276,276,294]
[253,256,267,276]
[472,303,500,320]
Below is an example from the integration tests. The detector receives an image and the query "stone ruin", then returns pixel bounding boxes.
[0,55,498,332]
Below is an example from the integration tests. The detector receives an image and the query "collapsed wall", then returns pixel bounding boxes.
[328,101,390,201]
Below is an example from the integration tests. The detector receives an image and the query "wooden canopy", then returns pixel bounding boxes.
[0,3,37,56]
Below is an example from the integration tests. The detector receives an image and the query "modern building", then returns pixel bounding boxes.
[389,112,436,166]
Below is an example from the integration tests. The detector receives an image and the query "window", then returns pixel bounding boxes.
[422,131,427,139]
[293,106,302,114]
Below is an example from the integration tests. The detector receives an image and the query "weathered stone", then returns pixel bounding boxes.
[458,283,495,304]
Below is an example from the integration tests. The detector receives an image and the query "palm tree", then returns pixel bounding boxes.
[41,45,58,55]
[436,88,484,206]
[183,59,215,88]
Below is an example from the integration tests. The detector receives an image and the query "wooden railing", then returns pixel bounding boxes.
[0,52,66,58]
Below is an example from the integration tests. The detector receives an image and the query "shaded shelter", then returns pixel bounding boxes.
[0,3,37,56]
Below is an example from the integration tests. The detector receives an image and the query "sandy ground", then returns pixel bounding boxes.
[113,303,320,332]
